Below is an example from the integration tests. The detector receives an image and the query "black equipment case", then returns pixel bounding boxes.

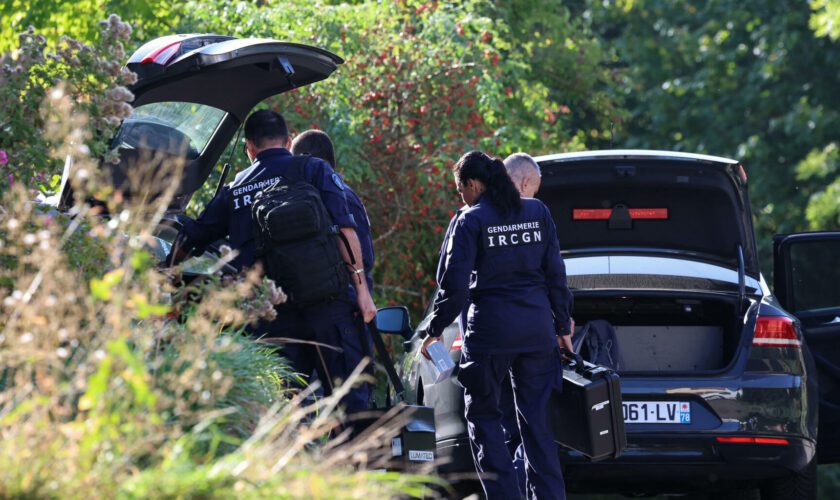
[550,351,627,462]
[388,406,436,464]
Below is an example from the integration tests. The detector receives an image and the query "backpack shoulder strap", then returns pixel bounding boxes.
[281,155,311,184]
[572,321,591,353]
[286,155,357,266]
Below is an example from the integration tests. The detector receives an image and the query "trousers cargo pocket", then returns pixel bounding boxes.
[336,319,366,380]
[456,351,494,397]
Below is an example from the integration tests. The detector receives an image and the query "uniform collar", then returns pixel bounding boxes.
[230,148,292,187]
[255,147,292,162]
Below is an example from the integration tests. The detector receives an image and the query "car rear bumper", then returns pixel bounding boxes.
[436,433,816,492]
[564,433,815,492]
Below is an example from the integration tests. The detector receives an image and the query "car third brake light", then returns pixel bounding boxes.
[140,41,182,65]
[573,208,668,220]
[752,316,801,348]
[716,436,789,445]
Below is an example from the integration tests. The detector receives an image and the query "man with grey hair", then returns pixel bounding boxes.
[500,151,548,495]
[504,152,542,198]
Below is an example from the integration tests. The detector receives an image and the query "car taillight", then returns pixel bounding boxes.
[573,208,668,220]
[716,436,788,445]
[752,316,801,348]
[140,41,182,65]
[450,331,463,352]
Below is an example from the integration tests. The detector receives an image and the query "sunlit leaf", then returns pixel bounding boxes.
[90,268,124,301]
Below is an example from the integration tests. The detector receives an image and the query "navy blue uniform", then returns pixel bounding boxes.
[340,182,375,401]
[429,196,572,500]
[179,148,370,412]
[441,206,525,489]
[343,184,375,293]
[437,206,469,332]
[180,148,356,269]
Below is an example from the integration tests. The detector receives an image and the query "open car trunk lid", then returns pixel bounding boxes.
[58,34,343,212]
[534,150,760,280]
[126,35,344,121]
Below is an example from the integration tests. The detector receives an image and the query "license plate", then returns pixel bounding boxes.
[622,401,691,424]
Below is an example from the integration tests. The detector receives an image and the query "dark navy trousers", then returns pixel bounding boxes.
[252,300,371,413]
[458,346,565,500]
[500,374,527,493]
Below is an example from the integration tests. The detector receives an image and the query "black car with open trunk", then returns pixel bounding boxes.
[399,149,840,498]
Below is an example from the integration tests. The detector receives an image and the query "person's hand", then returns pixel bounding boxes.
[421,334,442,360]
[556,317,575,351]
[557,334,574,352]
[356,287,377,324]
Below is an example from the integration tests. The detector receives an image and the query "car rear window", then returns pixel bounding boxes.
[118,102,226,156]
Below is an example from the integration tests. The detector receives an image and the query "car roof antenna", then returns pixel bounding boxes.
[610,120,615,149]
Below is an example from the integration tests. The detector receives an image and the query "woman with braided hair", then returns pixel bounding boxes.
[423,151,573,499]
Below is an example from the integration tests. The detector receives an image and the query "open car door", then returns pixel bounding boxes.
[774,231,840,463]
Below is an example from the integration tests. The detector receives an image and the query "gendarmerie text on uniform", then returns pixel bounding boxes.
[483,221,542,248]
[232,176,281,209]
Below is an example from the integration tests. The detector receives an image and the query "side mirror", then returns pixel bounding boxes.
[375,306,413,339]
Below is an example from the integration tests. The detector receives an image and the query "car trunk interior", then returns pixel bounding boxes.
[572,293,746,373]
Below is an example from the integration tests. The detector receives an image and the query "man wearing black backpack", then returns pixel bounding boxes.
[167,110,376,414]
[290,129,375,293]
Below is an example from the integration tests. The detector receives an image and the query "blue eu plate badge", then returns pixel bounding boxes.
[679,402,691,423]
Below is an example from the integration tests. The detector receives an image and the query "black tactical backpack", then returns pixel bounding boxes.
[251,156,351,306]
[572,319,625,371]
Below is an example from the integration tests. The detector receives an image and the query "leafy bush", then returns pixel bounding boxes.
[0,15,135,194]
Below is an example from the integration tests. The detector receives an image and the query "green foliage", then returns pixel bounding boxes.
[794,142,840,229]
[811,0,840,40]
[586,0,840,281]
[0,0,178,53]
[0,16,135,195]
[488,0,626,148]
